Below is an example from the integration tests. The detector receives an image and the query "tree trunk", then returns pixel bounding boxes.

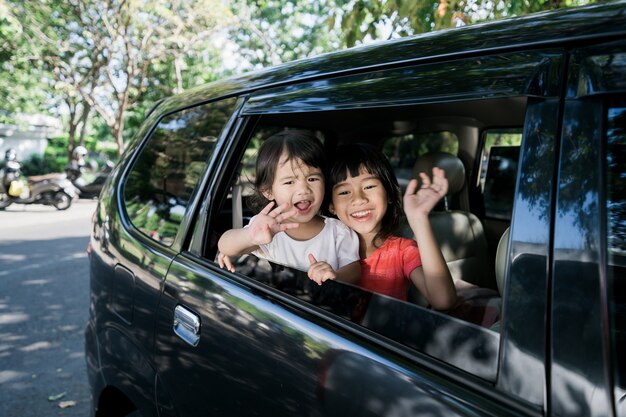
[77,104,91,146]
[67,103,78,161]
[114,113,125,157]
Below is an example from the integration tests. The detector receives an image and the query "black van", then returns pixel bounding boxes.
[85,3,626,416]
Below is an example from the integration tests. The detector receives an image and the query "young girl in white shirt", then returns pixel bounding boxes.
[218,131,360,285]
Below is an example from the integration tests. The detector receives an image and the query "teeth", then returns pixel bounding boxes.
[351,210,370,218]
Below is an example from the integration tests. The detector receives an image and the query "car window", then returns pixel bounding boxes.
[207,103,512,380]
[203,46,563,381]
[123,98,236,245]
[607,101,626,416]
[480,130,522,220]
[382,131,458,192]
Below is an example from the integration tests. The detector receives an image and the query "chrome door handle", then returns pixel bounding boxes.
[173,305,201,346]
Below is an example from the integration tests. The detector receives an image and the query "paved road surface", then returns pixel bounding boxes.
[0,199,97,416]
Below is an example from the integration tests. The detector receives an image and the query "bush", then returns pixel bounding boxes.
[20,132,118,176]
[20,154,56,176]
[45,134,70,171]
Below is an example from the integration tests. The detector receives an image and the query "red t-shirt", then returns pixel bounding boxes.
[359,236,422,300]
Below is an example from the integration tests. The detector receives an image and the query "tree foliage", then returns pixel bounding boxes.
[76,0,232,155]
[228,0,343,68]
[0,0,52,123]
[4,0,232,156]
[335,0,599,47]
[0,0,602,159]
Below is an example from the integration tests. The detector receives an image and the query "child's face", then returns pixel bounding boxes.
[263,152,325,224]
[330,167,388,240]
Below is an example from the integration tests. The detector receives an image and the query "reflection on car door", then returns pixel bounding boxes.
[153,254,507,416]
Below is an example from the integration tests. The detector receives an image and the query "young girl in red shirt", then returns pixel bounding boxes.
[328,143,456,310]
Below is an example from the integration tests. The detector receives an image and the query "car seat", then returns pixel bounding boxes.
[406,152,496,291]
[494,226,510,296]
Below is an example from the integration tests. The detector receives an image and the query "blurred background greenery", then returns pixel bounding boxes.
[0,0,599,174]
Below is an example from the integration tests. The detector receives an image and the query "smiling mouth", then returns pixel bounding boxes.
[294,200,312,212]
[350,210,371,220]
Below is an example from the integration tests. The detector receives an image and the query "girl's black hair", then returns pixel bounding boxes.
[329,143,402,247]
[250,130,326,211]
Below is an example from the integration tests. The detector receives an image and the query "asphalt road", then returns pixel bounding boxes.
[0,199,97,417]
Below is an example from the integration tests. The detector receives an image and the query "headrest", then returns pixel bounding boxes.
[413,152,465,196]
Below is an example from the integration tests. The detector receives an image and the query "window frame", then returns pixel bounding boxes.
[118,97,242,253]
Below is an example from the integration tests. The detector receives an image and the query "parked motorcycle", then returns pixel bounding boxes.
[65,157,114,199]
[0,149,77,210]
[0,172,77,210]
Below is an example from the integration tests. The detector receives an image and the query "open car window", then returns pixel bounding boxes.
[198,44,565,382]
[200,95,532,380]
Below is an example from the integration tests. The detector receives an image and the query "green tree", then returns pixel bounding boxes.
[5,1,108,157]
[76,0,233,155]
[0,0,19,64]
[0,1,52,124]
[3,0,233,157]
[229,0,343,68]
[335,0,600,47]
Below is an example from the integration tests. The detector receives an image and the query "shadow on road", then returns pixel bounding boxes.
[0,235,91,416]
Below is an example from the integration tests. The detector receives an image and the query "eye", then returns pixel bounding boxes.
[335,189,350,196]
[364,184,377,190]
[308,177,321,182]
[283,180,294,185]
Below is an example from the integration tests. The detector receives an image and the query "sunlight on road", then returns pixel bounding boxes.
[0,251,87,278]
[0,254,26,262]
[0,312,29,325]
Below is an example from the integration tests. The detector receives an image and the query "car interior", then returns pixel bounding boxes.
[206,96,526,332]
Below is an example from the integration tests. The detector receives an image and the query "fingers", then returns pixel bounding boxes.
[273,210,300,232]
[405,178,418,196]
[217,253,235,272]
[260,201,276,215]
[261,201,292,218]
[307,256,336,285]
[223,255,235,272]
[278,222,300,231]
[431,167,449,195]
[274,207,298,223]
[268,204,300,232]
[419,172,431,188]
[266,203,298,223]
[411,168,448,197]
[254,203,300,238]
[308,269,336,285]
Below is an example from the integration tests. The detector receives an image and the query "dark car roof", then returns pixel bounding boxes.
[159,2,626,113]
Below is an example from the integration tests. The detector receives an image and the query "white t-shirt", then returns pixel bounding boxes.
[249,216,359,272]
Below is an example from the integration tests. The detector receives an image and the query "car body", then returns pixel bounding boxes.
[86,3,626,416]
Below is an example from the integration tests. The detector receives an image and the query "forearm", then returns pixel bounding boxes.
[334,261,361,284]
[409,214,456,310]
[422,269,457,310]
[217,228,258,256]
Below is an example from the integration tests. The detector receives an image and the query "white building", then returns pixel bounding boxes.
[0,114,63,161]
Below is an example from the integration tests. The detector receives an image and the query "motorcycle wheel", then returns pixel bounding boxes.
[52,191,72,210]
[0,192,12,209]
